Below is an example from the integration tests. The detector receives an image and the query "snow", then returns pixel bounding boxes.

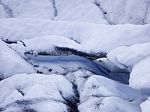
[23,35,82,50]
[0,0,150,111]
[79,75,141,102]
[0,0,108,24]
[79,97,140,112]
[31,100,67,112]
[140,97,150,112]
[55,0,108,24]
[1,0,150,24]
[9,35,83,57]
[107,42,150,70]
[96,58,126,72]
[0,73,74,111]
[129,56,150,95]
[65,69,143,112]
[66,69,94,92]
[0,40,35,78]
[2,101,67,112]
[1,0,54,19]
[0,5,6,18]
[1,19,150,53]
[106,41,150,95]
[95,0,150,24]
[106,39,150,95]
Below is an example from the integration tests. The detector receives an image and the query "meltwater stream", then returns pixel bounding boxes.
[27,55,129,84]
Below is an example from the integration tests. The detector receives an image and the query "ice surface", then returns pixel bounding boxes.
[0,0,150,111]
[0,73,74,111]
[107,42,150,70]
[0,40,35,78]
[1,19,150,53]
[129,56,150,95]
[141,97,150,112]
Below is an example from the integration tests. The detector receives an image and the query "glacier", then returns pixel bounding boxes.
[0,0,150,112]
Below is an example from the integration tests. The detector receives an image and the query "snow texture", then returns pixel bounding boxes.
[1,0,150,111]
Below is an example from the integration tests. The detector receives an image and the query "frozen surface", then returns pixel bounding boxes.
[107,42,150,70]
[66,70,143,112]
[1,0,54,19]
[0,73,74,112]
[0,0,150,24]
[107,42,150,95]
[0,5,6,18]
[129,56,150,95]
[0,40,35,78]
[79,75,141,102]
[141,97,150,112]
[1,0,150,112]
[79,97,140,112]
[1,19,150,52]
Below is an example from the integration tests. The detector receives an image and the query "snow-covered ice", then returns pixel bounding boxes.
[141,97,150,112]
[0,73,75,111]
[1,19,150,53]
[129,56,150,95]
[1,0,150,111]
[0,40,35,78]
[107,42,150,70]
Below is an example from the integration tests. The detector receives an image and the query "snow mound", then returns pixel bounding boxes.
[65,69,142,112]
[0,40,35,79]
[1,0,54,19]
[65,70,143,112]
[80,75,141,102]
[108,42,150,95]
[55,0,108,24]
[9,35,83,57]
[107,42,150,70]
[1,19,150,52]
[79,97,140,112]
[1,0,150,111]
[0,73,75,111]
[141,97,150,112]
[66,69,94,92]
[129,56,150,95]
[1,0,150,24]
[0,5,7,18]
[95,0,150,24]
[106,41,150,95]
